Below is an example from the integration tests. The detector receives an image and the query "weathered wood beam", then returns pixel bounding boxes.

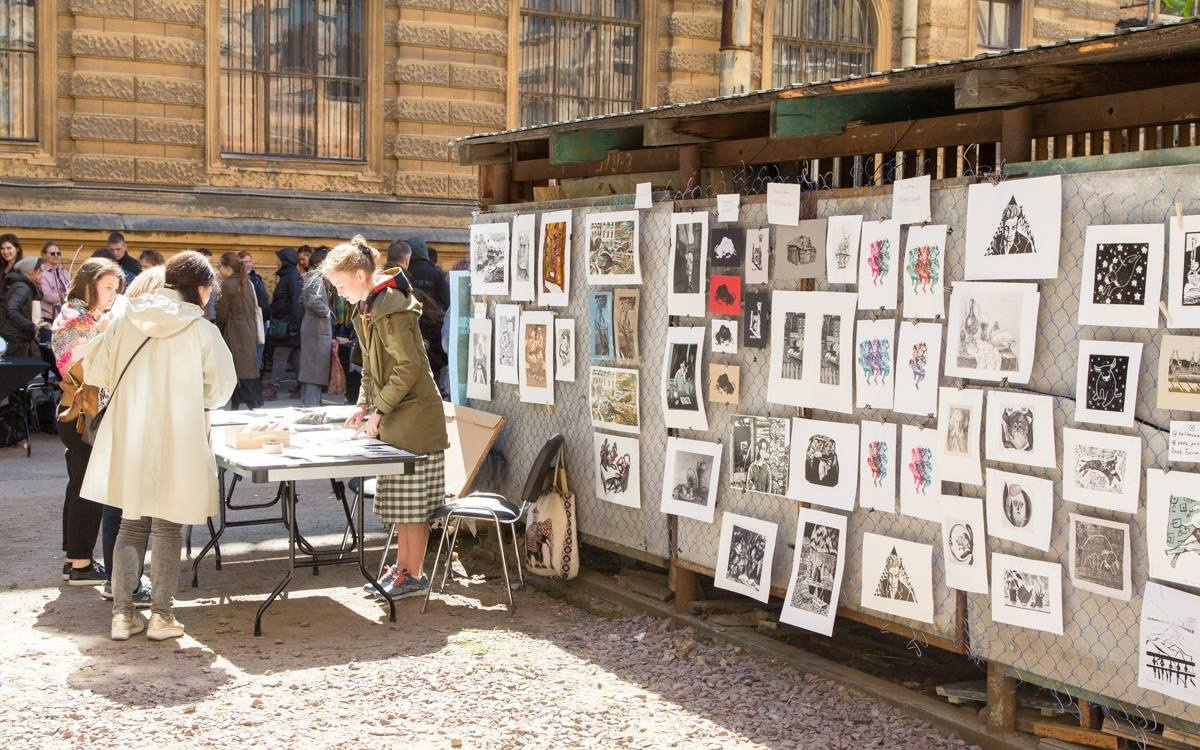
[511,146,681,182]
[772,88,957,138]
[955,62,1199,109]
[457,141,511,166]
[642,110,770,146]
[549,127,644,163]
[1031,80,1200,137]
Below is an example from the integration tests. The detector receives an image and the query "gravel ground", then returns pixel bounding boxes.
[0,434,977,749]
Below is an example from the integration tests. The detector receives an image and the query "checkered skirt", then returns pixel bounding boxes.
[373,450,446,524]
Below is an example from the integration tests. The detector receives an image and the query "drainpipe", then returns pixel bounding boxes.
[901,0,918,67]
[720,0,752,96]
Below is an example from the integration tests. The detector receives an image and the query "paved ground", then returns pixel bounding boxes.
[0,432,978,749]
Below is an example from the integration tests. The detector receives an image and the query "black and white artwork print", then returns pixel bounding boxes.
[1091,242,1149,306]
[1069,513,1131,600]
[669,450,716,506]
[1075,340,1142,427]
[673,220,704,295]
[729,415,791,498]
[660,437,723,523]
[819,315,841,386]
[938,495,988,594]
[1137,581,1200,705]
[1002,570,1051,613]
[666,343,699,411]
[780,508,848,637]
[1157,334,1200,411]
[466,317,492,401]
[775,220,827,281]
[984,390,1057,469]
[743,290,770,349]
[710,228,744,268]
[860,534,934,623]
[945,281,1039,383]
[1087,354,1129,412]
[469,221,510,296]
[805,434,840,487]
[781,312,806,380]
[1061,428,1142,513]
[715,513,777,603]
[727,526,767,587]
[1167,217,1200,328]
[711,319,738,355]
[662,326,708,431]
[964,175,1061,280]
[990,553,1064,634]
[668,212,708,317]
[875,547,917,602]
[788,418,859,512]
[1079,224,1165,328]
[985,468,1053,551]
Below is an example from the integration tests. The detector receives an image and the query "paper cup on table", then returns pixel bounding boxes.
[262,441,284,454]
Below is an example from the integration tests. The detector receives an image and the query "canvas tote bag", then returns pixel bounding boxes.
[525,449,579,580]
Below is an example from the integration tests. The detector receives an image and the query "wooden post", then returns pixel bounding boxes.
[490,161,513,206]
[678,144,701,194]
[986,661,1017,732]
[672,563,700,614]
[1000,106,1033,165]
[1078,699,1102,730]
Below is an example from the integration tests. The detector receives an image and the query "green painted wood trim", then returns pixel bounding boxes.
[773,89,958,138]
[549,127,645,163]
[1005,145,1200,177]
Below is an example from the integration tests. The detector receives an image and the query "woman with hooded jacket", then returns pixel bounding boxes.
[217,252,264,409]
[266,246,304,397]
[1,256,46,357]
[298,246,333,406]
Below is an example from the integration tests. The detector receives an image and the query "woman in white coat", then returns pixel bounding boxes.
[83,251,236,641]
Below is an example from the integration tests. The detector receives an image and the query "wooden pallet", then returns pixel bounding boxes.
[937,680,1069,715]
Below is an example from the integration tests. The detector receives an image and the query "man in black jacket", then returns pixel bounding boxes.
[106,232,141,287]
[387,237,450,397]
[266,247,303,398]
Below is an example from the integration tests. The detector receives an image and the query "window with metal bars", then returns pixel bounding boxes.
[219,0,364,160]
[976,0,1019,50]
[518,0,640,128]
[0,0,36,141]
[771,0,875,86]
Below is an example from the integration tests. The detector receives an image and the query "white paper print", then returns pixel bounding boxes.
[984,390,1057,469]
[766,182,801,226]
[901,224,947,320]
[891,174,931,225]
[855,318,896,410]
[990,553,1063,636]
[859,421,898,513]
[893,321,943,417]
[936,387,984,485]
[1137,581,1200,706]
[944,281,1040,384]
[1157,334,1200,412]
[710,319,739,355]
[492,304,520,385]
[1146,469,1200,589]
[860,533,935,624]
[537,209,572,307]
[900,424,940,522]
[509,214,537,302]
[517,310,554,405]
[825,215,864,285]
[553,318,576,383]
[781,508,848,637]
[776,221,827,282]
[985,468,1054,551]
[466,317,492,401]
[1167,213,1200,329]
[964,175,1062,280]
[857,220,902,310]
[469,222,510,297]
[1078,223,1165,329]
[662,326,708,432]
[593,431,640,509]
[1068,513,1131,601]
[589,366,639,434]
[1074,340,1143,428]
[939,495,989,594]
[787,418,860,512]
[767,291,857,414]
[729,414,791,499]
[745,228,770,285]
[660,437,723,524]
[714,512,778,603]
[634,181,651,209]
[1061,427,1142,514]
[585,210,641,286]
[668,212,709,317]
[1168,421,1200,463]
[717,193,740,223]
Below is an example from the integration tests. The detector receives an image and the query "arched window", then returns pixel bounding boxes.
[518,0,640,128]
[771,0,875,86]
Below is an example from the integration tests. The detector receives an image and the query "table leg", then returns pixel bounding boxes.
[192,467,231,588]
[255,480,298,637]
[356,476,395,623]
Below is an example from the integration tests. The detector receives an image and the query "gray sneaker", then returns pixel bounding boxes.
[387,573,430,600]
[101,581,153,609]
[363,565,397,593]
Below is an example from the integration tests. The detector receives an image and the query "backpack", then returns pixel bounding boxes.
[525,449,579,580]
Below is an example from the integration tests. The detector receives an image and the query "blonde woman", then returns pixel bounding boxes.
[318,236,448,599]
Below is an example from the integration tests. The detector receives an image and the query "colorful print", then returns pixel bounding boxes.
[909,447,934,495]
[909,342,929,388]
[867,238,891,286]
[907,244,941,293]
[857,339,892,385]
[866,440,888,487]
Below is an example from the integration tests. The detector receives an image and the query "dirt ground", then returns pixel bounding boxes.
[1,433,977,749]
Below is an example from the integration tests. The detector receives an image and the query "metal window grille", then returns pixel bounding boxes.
[220,0,364,160]
[771,0,875,86]
[518,0,640,128]
[0,0,36,141]
[976,0,1019,51]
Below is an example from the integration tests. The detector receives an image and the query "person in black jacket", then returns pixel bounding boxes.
[1,257,47,358]
[240,251,270,374]
[105,232,141,287]
[266,246,303,398]
[391,236,450,398]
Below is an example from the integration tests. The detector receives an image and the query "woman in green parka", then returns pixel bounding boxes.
[320,236,450,600]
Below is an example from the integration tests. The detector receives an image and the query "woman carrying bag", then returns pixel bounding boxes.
[216,252,264,409]
[298,246,333,407]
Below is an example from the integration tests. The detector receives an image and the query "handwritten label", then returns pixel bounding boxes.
[766,183,801,226]
[634,182,652,209]
[472,302,488,319]
[717,193,740,223]
[1169,421,1200,463]
[891,174,932,225]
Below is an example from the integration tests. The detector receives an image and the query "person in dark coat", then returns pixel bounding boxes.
[217,253,264,409]
[1,257,46,357]
[298,247,333,406]
[106,232,141,287]
[267,247,304,396]
[240,251,270,375]
[389,236,450,397]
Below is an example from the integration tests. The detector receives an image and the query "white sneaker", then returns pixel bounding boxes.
[111,614,146,641]
[147,613,185,641]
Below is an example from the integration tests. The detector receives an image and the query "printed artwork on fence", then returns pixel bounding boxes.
[775,220,827,282]
[1156,334,1200,412]
[944,281,1040,383]
[493,304,519,385]
[984,390,1056,469]
[787,418,860,512]
[588,290,615,362]
[859,421,898,513]
[743,290,771,349]
[592,431,640,509]
[745,228,770,285]
[614,288,640,363]
[660,437,723,524]
[448,270,471,405]
[662,326,708,431]
[469,222,510,296]
[854,318,896,410]
[891,175,931,225]
[860,533,934,624]
[668,212,709,317]
[939,495,989,594]
[518,310,554,405]
[714,512,778,603]
[1068,512,1131,601]
[729,414,791,498]
[711,319,739,355]
[538,210,572,307]
[509,213,537,302]
[901,224,947,320]
[1074,340,1142,427]
[781,508,848,637]
[986,468,1054,551]
[553,318,575,382]
[899,424,940,522]
[893,321,943,417]
[585,210,641,286]
[964,175,1062,280]
[1146,469,1200,589]
[767,291,857,413]
[857,220,901,310]
[589,366,639,434]
[936,387,984,485]
[826,215,864,285]
[1078,223,1165,328]
[990,553,1063,635]
[708,363,740,404]
[466,317,492,401]
[709,274,743,317]
[1061,428,1142,513]
[1166,214,1200,328]
[710,227,744,268]
[1137,581,1200,706]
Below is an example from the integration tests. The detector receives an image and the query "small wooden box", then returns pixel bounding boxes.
[224,427,291,450]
